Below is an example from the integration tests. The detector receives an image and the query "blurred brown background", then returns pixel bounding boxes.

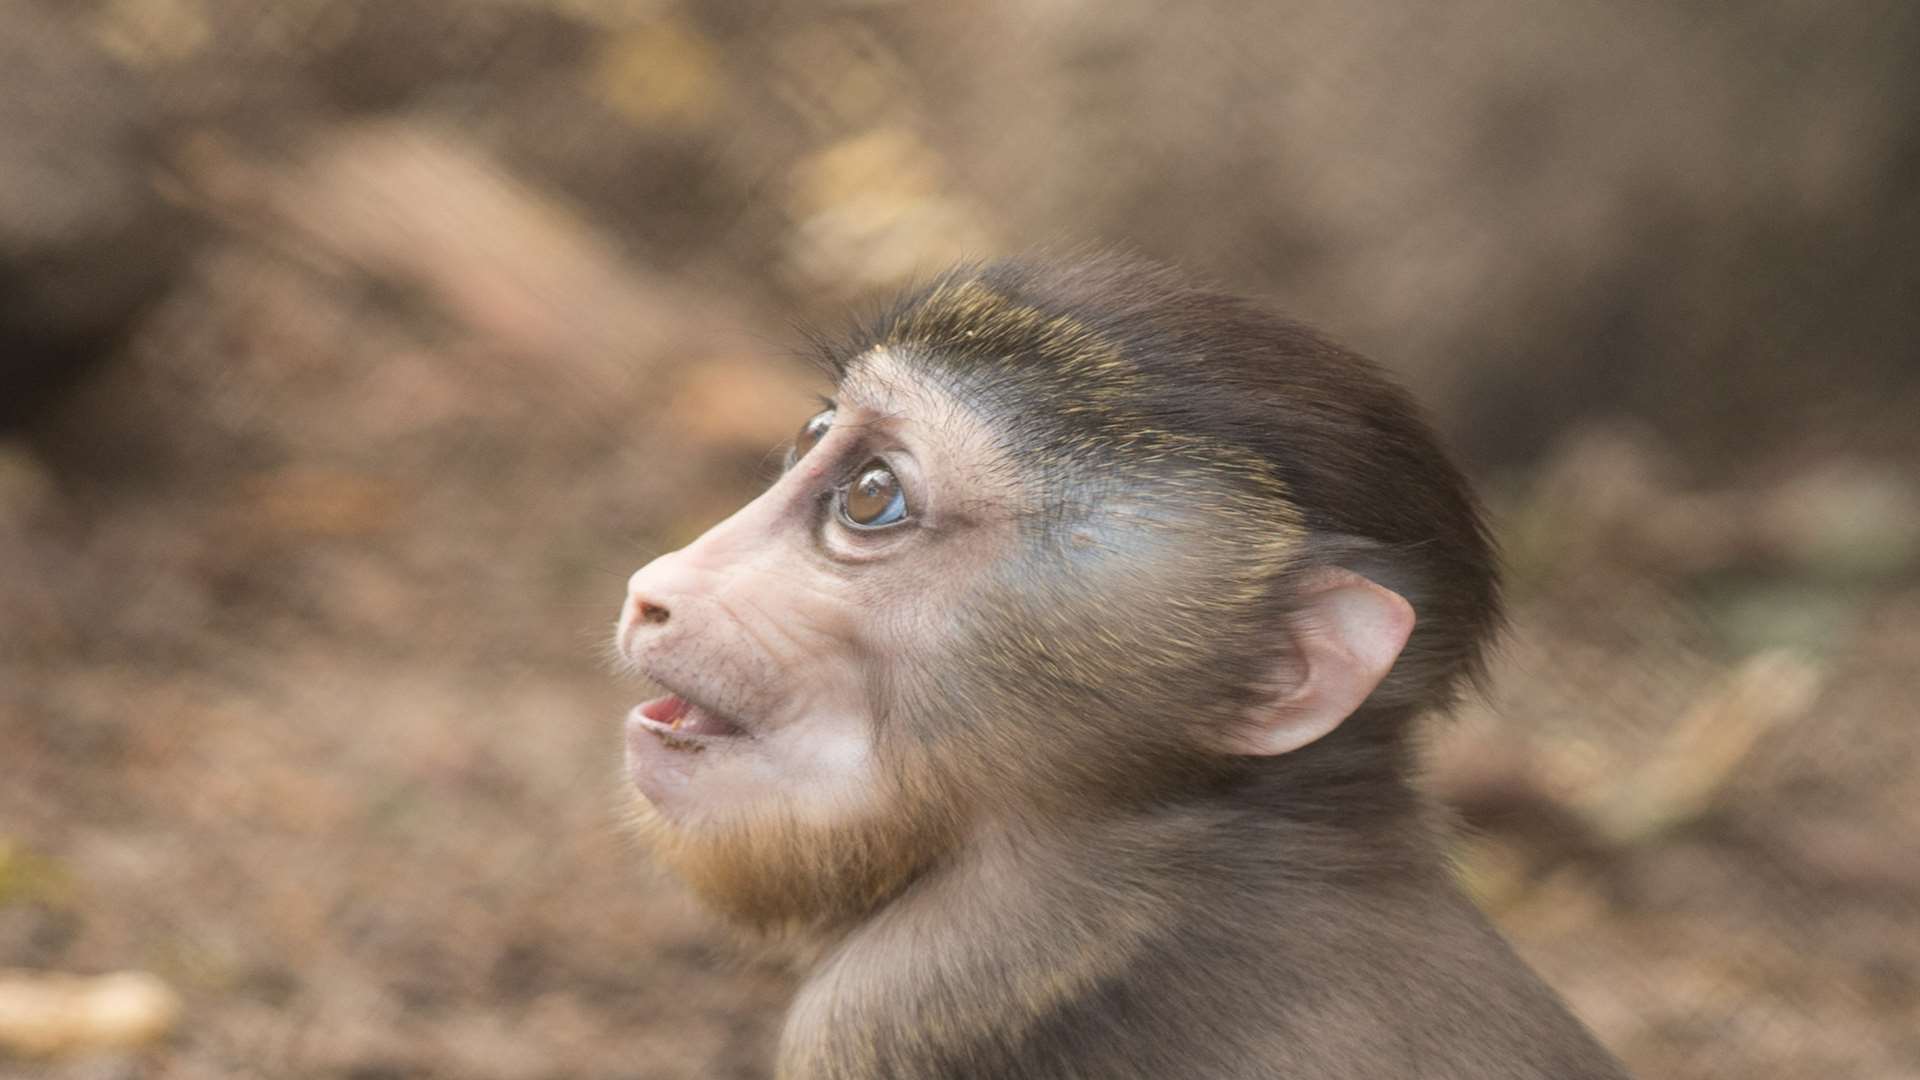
[2,2,1917,1077]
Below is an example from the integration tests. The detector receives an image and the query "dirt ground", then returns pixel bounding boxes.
[3,3,1918,1078]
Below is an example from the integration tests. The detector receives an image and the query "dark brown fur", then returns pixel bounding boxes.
[656,255,1628,1078]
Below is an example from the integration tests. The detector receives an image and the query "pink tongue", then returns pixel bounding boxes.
[641,695,690,725]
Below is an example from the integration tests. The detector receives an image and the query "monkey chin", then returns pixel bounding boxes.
[618,757,954,943]
[623,698,753,817]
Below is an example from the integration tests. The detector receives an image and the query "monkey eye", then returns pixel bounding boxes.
[839,461,910,529]
[787,407,836,468]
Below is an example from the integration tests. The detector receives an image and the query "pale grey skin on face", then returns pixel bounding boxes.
[617,352,1026,836]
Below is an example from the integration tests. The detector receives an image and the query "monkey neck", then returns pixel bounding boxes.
[780,716,1465,1076]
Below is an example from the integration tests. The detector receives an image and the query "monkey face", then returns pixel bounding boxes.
[614,352,1025,931]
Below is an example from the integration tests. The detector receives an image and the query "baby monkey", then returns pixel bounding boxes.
[614,256,1629,1078]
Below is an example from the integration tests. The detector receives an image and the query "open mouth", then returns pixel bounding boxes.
[627,692,748,751]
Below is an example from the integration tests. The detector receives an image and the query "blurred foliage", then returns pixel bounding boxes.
[2,1,1918,1077]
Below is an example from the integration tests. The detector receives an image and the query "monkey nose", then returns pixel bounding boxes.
[626,566,673,619]
[621,560,686,657]
[618,590,672,661]
[623,572,671,627]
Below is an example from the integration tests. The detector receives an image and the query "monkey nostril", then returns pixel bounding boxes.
[637,600,671,625]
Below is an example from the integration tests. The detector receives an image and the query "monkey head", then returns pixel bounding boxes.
[613,256,1499,938]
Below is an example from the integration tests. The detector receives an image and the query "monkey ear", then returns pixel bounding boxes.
[1223,568,1416,757]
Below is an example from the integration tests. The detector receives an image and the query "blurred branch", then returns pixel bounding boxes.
[1438,650,1826,850]
[1573,650,1824,846]
[174,122,725,417]
[0,969,180,1058]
